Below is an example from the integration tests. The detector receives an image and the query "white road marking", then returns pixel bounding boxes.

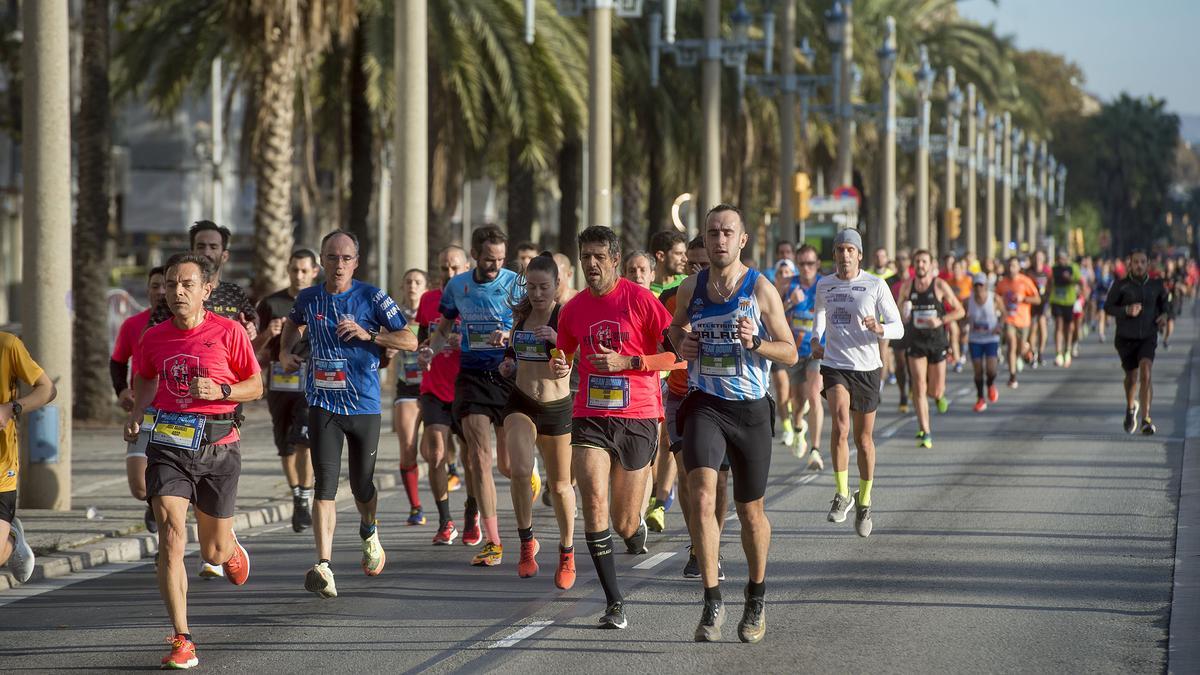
[632,551,677,570]
[73,476,132,496]
[488,620,553,649]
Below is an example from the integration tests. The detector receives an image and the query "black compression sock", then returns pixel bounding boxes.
[436,498,451,527]
[464,495,477,516]
[704,585,722,603]
[747,580,766,599]
[518,527,534,542]
[975,376,985,399]
[986,373,996,387]
[359,520,376,540]
[585,529,621,604]
[180,632,193,643]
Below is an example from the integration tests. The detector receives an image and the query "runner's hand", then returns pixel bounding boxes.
[810,339,824,360]
[385,347,399,360]
[550,351,571,379]
[336,317,369,341]
[279,351,302,373]
[123,416,141,443]
[499,358,517,378]
[533,325,558,344]
[863,316,885,336]
[118,387,135,412]
[266,317,284,338]
[588,342,631,373]
[417,346,435,370]
[1126,303,1142,317]
[736,316,757,350]
[679,331,700,360]
[241,313,258,341]
[488,329,509,347]
[189,377,221,401]
[1156,314,1168,329]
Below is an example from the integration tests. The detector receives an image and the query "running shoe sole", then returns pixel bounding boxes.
[8,517,35,583]
[694,604,725,642]
[304,566,338,599]
[827,494,855,523]
[738,605,766,644]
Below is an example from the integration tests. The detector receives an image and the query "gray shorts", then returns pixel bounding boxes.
[126,427,152,459]
[664,390,685,452]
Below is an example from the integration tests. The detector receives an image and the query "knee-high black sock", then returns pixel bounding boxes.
[975,375,985,399]
[586,529,621,604]
[986,372,996,388]
[436,498,451,527]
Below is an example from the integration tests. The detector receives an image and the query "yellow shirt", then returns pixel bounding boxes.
[1,332,45,492]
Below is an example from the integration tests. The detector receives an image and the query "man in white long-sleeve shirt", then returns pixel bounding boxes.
[811,229,904,537]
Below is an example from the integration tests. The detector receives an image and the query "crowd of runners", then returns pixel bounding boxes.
[0,213,1193,668]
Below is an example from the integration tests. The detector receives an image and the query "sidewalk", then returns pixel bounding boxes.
[0,400,401,591]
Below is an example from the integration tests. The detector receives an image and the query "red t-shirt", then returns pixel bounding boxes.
[416,288,459,403]
[557,277,672,419]
[136,312,261,428]
[112,309,152,378]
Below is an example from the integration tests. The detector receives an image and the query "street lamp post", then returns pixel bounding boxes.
[1000,112,1012,253]
[777,0,796,236]
[985,111,998,260]
[826,1,854,188]
[964,84,977,256]
[1024,137,1036,252]
[942,67,961,254]
[878,16,898,257]
[395,0,428,286]
[1038,140,1049,248]
[914,46,934,252]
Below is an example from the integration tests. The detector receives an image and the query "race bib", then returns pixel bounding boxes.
[912,308,939,329]
[465,322,502,351]
[151,410,205,451]
[314,358,348,390]
[1004,293,1019,317]
[400,351,423,385]
[512,330,548,362]
[791,314,814,336]
[270,362,304,392]
[586,375,630,410]
[699,341,742,377]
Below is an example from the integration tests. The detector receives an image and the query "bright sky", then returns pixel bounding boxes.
[958,0,1200,115]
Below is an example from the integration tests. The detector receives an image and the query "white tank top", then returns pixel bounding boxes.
[967,292,1000,344]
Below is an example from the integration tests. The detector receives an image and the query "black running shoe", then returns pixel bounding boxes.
[737,590,766,644]
[683,547,700,579]
[1141,418,1156,435]
[1123,403,1139,434]
[144,505,158,534]
[694,599,725,642]
[599,601,627,629]
[624,519,648,555]
[298,496,313,530]
[292,495,305,533]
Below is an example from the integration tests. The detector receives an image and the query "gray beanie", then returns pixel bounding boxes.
[833,228,863,252]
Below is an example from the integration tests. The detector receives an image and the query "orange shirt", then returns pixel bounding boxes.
[954,274,973,302]
[994,274,1039,328]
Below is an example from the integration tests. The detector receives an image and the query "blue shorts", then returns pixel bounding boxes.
[969,342,999,360]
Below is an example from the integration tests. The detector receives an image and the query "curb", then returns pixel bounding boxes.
[0,474,398,592]
[1168,334,1199,674]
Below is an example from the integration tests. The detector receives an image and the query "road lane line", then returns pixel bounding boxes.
[632,551,677,570]
[488,620,553,649]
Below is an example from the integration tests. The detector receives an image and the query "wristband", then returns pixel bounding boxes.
[749,335,763,352]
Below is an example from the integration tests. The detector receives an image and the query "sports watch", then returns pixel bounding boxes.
[220,383,232,400]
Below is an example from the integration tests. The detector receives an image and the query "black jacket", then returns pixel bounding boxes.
[1104,274,1167,340]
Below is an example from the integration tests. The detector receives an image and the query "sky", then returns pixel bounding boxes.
[957,0,1200,116]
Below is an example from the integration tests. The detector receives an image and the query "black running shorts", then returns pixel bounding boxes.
[453,368,514,426]
[267,391,310,456]
[679,391,774,503]
[572,417,659,471]
[1050,303,1074,322]
[906,330,948,363]
[147,441,242,519]
[1115,335,1157,372]
[0,490,14,523]
[821,366,882,414]
[503,388,573,437]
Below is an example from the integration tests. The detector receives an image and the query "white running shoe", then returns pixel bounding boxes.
[8,517,35,583]
[805,449,824,472]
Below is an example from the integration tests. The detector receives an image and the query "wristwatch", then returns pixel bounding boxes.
[220,383,232,400]
[368,329,379,343]
[630,355,644,371]
[748,335,763,352]
[9,401,21,421]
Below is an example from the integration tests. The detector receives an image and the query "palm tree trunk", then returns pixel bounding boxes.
[252,7,298,298]
[557,132,582,260]
[620,171,644,257]
[506,143,536,248]
[73,0,112,420]
[347,19,374,255]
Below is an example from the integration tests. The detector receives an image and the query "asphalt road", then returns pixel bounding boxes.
[0,321,1190,673]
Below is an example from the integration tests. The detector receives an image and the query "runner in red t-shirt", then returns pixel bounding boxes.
[415,246,471,545]
[123,254,262,670]
[109,265,166,532]
[554,226,676,630]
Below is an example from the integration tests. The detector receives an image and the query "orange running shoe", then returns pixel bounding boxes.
[447,473,462,492]
[461,511,482,546]
[555,549,576,590]
[987,384,999,403]
[517,538,540,578]
[432,520,458,545]
[161,634,198,670]
[973,398,987,413]
[222,533,250,586]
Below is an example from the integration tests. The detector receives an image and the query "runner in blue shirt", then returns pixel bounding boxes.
[430,225,525,567]
[784,244,826,471]
[279,230,416,598]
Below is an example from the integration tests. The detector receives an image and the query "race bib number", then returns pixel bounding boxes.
[586,375,630,410]
[151,410,205,451]
[314,358,348,390]
[912,309,939,329]
[791,314,814,337]
[512,330,548,362]
[400,351,423,385]
[699,341,742,377]
[1004,293,1019,317]
[270,362,304,392]
[465,322,502,351]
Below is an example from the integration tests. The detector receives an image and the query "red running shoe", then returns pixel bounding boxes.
[518,538,540,578]
[161,634,198,670]
[555,549,576,590]
[222,533,250,586]
[432,520,458,545]
[987,384,999,403]
[973,398,987,413]
[461,511,482,546]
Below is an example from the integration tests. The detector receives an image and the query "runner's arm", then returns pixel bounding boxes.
[752,276,798,366]
[811,281,826,353]
[278,318,304,370]
[939,280,966,322]
[666,275,696,351]
[110,359,129,397]
[875,282,905,340]
[1103,280,1125,316]
[374,327,418,352]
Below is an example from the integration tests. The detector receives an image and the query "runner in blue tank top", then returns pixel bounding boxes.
[785,244,826,471]
[430,225,525,568]
[669,204,797,644]
[279,230,417,599]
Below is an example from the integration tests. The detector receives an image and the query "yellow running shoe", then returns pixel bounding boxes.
[531,458,542,504]
[361,526,387,576]
[645,498,666,532]
[472,541,503,567]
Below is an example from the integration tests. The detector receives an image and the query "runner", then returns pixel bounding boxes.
[0,331,57,585]
[110,265,167,533]
[966,273,1003,412]
[279,230,417,598]
[1163,257,1187,350]
[939,254,964,371]
[771,259,799,447]
[994,257,1041,388]
[897,250,964,448]
[415,246,472,546]
[669,204,796,643]
[554,225,676,629]
[1105,250,1169,435]
[124,253,259,668]
[763,240,795,282]
[554,253,579,304]
[1026,250,1052,368]
[811,229,904,539]
[514,242,538,273]
[952,259,974,372]
[498,252,577,587]
[623,250,655,290]
[1090,259,1114,342]
[430,225,523,567]
[393,268,429,526]
[1048,249,1082,367]
[889,250,913,412]
[649,230,688,296]
[254,249,319,533]
[786,245,825,470]
[868,247,896,281]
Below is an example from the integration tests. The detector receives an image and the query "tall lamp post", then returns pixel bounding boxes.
[913,46,934,251]
[942,67,961,253]
[1038,140,1049,248]
[985,110,998,260]
[964,83,977,256]
[1024,137,1036,252]
[1000,112,1013,252]
[878,17,898,256]
[826,1,854,188]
